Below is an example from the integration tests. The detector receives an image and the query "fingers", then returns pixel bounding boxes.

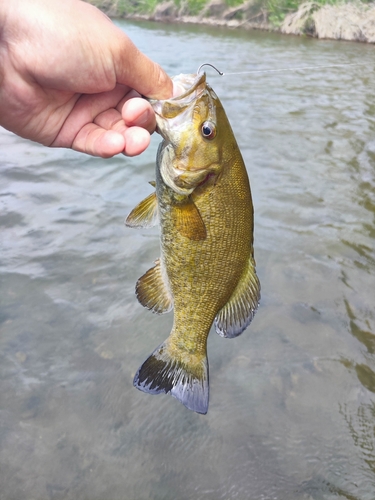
[51,85,155,157]
[123,127,151,157]
[71,123,151,158]
[121,97,156,133]
[72,126,125,158]
[52,85,128,149]
[71,97,155,157]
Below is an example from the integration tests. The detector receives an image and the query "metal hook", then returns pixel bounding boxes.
[197,63,224,76]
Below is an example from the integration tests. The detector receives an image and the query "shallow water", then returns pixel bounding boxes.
[1,20,375,500]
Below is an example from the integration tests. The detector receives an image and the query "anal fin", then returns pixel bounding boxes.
[136,259,173,314]
[215,255,260,338]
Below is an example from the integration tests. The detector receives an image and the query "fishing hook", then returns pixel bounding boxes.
[197,63,224,76]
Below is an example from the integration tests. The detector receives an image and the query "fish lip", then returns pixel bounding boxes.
[148,72,206,108]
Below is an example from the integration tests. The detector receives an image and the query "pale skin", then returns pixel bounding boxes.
[0,0,177,158]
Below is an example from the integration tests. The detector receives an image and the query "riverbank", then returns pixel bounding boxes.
[87,0,375,43]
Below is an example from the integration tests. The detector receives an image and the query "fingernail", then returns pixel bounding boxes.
[137,109,151,126]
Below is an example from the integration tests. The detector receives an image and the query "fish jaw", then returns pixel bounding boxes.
[150,73,207,129]
[149,73,206,147]
[157,142,221,196]
[149,73,222,195]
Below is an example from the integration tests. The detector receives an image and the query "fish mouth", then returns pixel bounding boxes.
[168,72,206,102]
[150,72,206,104]
[150,72,210,143]
[150,71,220,195]
[149,72,207,120]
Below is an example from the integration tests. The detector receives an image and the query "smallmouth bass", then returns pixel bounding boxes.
[126,72,260,414]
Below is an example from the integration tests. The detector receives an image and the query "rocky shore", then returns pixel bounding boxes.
[282,1,375,42]
[88,0,375,43]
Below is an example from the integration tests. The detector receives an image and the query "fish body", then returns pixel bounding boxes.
[126,72,260,414]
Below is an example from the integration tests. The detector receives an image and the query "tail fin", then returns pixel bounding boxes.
[133,341,209,414]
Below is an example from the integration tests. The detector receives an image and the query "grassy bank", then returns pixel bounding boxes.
[88,0,373,27]
[87,0,375,43]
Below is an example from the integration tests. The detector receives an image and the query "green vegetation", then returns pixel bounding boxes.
[223,0,245,7]
[265,0,372,26]
[88,0,374,27]
[89,0,158,15]
[178,0,209,15]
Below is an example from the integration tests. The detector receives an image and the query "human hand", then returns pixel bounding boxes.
[0,0,173,157]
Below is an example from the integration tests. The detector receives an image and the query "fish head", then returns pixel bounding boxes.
[150,72,225,195]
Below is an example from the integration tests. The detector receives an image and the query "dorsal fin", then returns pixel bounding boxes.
[214,255,260,338]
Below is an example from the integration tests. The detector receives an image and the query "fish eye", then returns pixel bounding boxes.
[201,121,216,140]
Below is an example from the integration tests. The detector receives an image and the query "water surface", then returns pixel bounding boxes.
[1,20,375,500]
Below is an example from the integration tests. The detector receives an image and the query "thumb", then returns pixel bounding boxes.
[112,31,173,100]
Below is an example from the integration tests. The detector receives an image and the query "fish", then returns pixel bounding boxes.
[126,71,260,414]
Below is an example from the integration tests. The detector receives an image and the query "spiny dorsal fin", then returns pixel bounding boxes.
[133,340,209,414]
[214,255,260,338]
[136,259,173,314]
[125,191,158,228]
[173,199,206,241]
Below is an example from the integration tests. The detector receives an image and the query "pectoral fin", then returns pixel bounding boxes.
[173,199,206,241]
[214,255,260,338]
[136,259,173,314]
[125,190,158,228]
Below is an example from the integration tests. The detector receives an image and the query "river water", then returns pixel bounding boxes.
[1,19,375,500]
